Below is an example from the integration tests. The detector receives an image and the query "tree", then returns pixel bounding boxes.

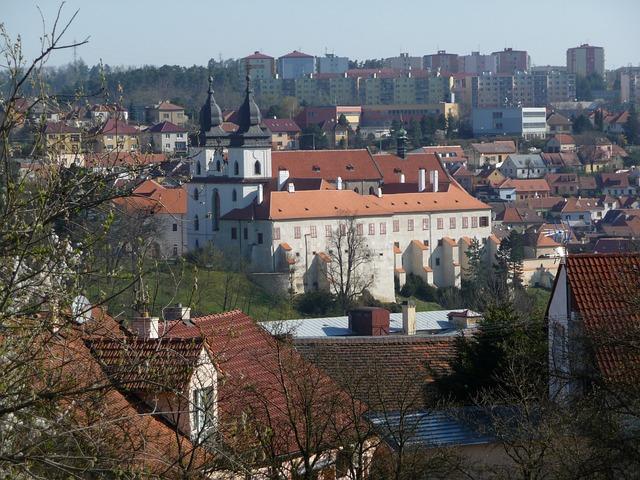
[494,230,525,295]
[572,114,592,134]
[462,238,488,309]
[408,119,422,148]
[326,217,374,312]
[300,124,328,150]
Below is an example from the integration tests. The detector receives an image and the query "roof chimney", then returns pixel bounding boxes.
[402,300,416,335]
[132,315,159,339]
[278,168,290,190]
[429,170,439,192]
[163,303,191,323]
[418,169,426,192]
[287,182,295,193]
[257,183,264,204]
[377,187,383,197]
[337,176,343,190]
[400,173,406,183]
[348,308,390,336]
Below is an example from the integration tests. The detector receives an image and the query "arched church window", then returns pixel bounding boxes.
[234,161,239,175]
[196,160,201,175]
[369,186,375,195]
[254,160,261,175]
[216,160,221,172]
[232,189,237,202]
[194,215,199,231]
[194,189,199,201]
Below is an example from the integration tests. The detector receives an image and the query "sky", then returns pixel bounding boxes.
[3,0,640,69]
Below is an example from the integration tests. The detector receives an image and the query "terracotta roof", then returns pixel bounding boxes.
[471,141,516,155]
[541,152,581,168]
[280,50,314,59]
[578,176,597,190]
[221,121,239,133]
[559,197,603,214]
[87,337,205,391]
[146,121,187,133]
[262,118,301,133]
[593,238,636,254]
[98,118,139,135]
[163,310,355,456]
[372,152,448,185]
[115,179,187,215]
[545,173,578,185]
[536,223,575,248]
[271,149,382,181]
[420,145,467,159]
[599,172,630,189]
[563,254,640,384]
[411,239,429,250]
[294,336,456,410]
[507,178,551,193]
[546,113,572,126]
[496,206,543,224]
[244,51,274,60]
[523,196,565,210]
[154,101,183,111]
[452,165,473,177]
[44,122,80,134]
[552,133,575,144]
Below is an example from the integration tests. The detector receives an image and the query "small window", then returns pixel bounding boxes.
[407,219,414,231]
[437,218,443,230]
[294,226,301,239]
[243,228,248,240]
[194,189,199,201]
[257,232,263,244]
[479,216,489,227]
[216,160,221,172]
[196,161,202,175]
[194,215,199,231]
[273,227,281,240]
[422,218,429,230]
[231,228,237,240]
[325,225,332,237]
[254,160,261,175]
[172,223,178,232]
[393,220,400,232]
[435,258,440,266]
[357,223,363,236]
[310,226,317,238]
[379,222,387,235]
[369,223,375,235]
[172,245,178,256]
[193,387,215,439]
[450,217,456,229]
[472,217,478,228]
[462,217,469,229]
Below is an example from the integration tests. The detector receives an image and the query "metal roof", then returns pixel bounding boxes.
[367,408,496,449]
[260,310,477,338]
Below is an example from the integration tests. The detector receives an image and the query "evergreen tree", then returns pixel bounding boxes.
[572,114,592,134]
[408,119,422,148]
[625,106,639,145]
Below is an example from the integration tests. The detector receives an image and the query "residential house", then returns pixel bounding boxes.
[603,110,629,135]
[321,118,350,148]
[552,197,606,227]
[599,209,640,239]
[504,178,551,201]
[89,118,140,153]
[469,141,517,168]
[494,205,544,230]
[541,152,582,172]
[240,51,275,81]
[499,154,549,179]
[546,134,576,153]
[90,104,128,124]
[420,145,468,170]
[295,106,362,130]
[546,112,572,135]
[145,121,188,154]
[547,253,640,401]
[114,179,187,258]
[593,237,637,253]
[578,138,625,173]
[598,172,637,197]
[578,175,598,196]
[528,223,576,258]
[262,118,301,150]
[452,165,474,192]
[522,196,565,218]
[546,173,580,196]
[43,122,82,166]
[146,101,188,126]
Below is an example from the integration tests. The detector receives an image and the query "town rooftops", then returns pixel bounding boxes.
[500,178,551,193]
[115,179,187,215]
[262,118,301,133]
[558,197,603,214]
[271,149,382,181]
[495,206,544,225]
[97,118,139,135]
[146,121,187,133]
[471,140,517,155]
[44,122,80,134]
[546,112,572,127]
[504,153,546,169]
[551,133,575,144]
[153,101,183,111]
[84,152,167,168]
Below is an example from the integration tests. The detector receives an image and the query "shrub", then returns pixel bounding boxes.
[295,291,336,316]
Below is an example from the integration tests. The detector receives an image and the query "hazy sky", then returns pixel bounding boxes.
[3,0,639,69]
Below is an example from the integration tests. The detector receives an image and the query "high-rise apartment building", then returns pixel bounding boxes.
[492,48,530,74]
[566,44,605,77]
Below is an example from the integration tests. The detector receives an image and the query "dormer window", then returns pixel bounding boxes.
[254,160,262,175]
[346,164,354,171]
[312,165,321,172]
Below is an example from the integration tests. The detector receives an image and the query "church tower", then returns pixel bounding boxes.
[227,75,272,179]
[192,76,228,177]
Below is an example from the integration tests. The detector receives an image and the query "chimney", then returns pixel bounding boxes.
[400,173,406,183]
[278,169,290,190]
[448,310,482,329]
[132,315,159,339]
[163,303,191,323]
[402,300,416,335]
[348,308,390,336]
[287,182,295,193]
[418,168,426,192]
[429,170,439,192]
[257,183,264,204]
[337,176,343,190]
[377,187,383,197]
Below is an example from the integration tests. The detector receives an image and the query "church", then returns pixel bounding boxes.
[187,76,496,302]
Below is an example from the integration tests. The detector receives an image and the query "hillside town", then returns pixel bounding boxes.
[1,2,640,479]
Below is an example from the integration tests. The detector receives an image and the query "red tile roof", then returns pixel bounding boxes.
[505,178,551,193]
[372,152,449,185]
[44,122,80,134]
[471,141,516,155]
[552,133,575,144]
[563,254,640,384]
[98,118,139,135]
[84,152,167,168]
[146,121,187,133]
[244,51,274,60]
[154,101,183,111]
[559,197,603,214]
[271,149,382,181]
[280,50,314,59]
[115,179,187,215]
[262,118,301,133]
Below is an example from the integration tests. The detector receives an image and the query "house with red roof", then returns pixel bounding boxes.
[240,51,275,81]
[145,100,188,126]
[114,179,187,257]
[43,122,83,165]
[546,134,576,153]
[262,117,301,150]
[89,118,140,153]
[547,253,640,400]
[598,172,637,197]
[145,121,188,153]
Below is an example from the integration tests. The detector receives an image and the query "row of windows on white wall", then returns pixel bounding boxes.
[196,160,262,176]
